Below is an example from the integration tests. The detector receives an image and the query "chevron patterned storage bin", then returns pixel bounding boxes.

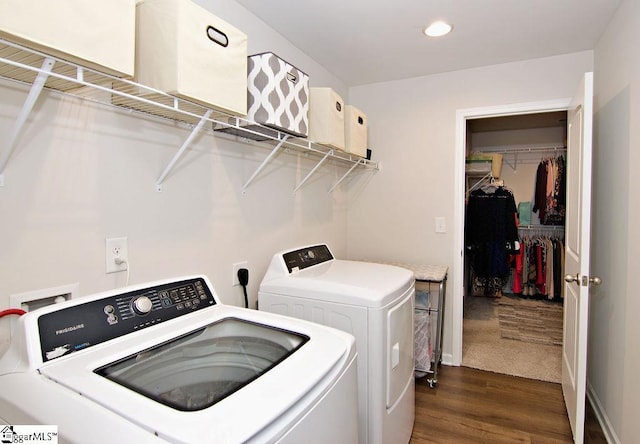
[246,52,309,137]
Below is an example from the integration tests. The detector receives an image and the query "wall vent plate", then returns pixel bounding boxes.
[9,283,79,335]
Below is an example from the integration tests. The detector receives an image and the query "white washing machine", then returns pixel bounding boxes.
[258,245,415,444]
[0,276,359,443]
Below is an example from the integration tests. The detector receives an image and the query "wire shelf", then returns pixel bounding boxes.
[0,38,378,191]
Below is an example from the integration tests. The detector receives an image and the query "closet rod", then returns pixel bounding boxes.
[518,225,564,230]
[478,145,566,171]
[485,145,566,154]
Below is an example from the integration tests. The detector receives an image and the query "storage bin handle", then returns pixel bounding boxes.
[286,71,298,84]
[206,25,229,47]
[335,101,342,112]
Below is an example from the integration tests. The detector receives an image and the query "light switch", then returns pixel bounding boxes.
[435,217,446,233]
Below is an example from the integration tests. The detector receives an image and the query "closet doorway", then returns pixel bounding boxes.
[452,76,595,441]
[461,111,568,383]
[451,99,572,369]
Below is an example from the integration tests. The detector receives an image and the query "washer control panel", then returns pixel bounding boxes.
[37,277,216,362]
[283,244,334,273]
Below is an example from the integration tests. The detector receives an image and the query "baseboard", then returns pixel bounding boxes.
[441,352,454,366]
[587,381,620,444]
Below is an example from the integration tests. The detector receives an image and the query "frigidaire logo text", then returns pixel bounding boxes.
[55,324,84,335]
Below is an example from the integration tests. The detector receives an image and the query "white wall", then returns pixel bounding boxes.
[347,51,593,362]
[591,0,640,441]
[0,0,359,349]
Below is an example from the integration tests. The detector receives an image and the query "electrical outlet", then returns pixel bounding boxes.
[232,261,248,286]
[106,237,128,274]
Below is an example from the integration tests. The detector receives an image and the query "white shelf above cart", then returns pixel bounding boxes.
[0,39,379,193]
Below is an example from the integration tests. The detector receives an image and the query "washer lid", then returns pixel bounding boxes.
[94,317,309,412]
[260,259,415,307]
[38,305,356,443]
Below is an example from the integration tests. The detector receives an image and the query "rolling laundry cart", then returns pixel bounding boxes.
[385,263,448,388]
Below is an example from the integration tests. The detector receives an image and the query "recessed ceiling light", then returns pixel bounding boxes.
[423,21,452,37]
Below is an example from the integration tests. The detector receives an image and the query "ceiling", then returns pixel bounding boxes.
[236,0,621,87]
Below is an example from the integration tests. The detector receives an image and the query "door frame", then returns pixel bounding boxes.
[451,98,572,365]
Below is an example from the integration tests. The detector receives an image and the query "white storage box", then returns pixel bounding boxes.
[344,105,368,157]
[135,0,248,115]
[308,87,345,151]
[466,152,503,178]
[0,0,135,77]
[465,159,492,174]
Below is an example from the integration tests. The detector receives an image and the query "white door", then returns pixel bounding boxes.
[562,72,597,444]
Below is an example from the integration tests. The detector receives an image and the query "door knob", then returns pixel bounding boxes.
[564,274,580,284]
[565,274,602,286]
[589,276,602,286]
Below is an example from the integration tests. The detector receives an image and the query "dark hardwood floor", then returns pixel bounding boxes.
[410,365,607,443]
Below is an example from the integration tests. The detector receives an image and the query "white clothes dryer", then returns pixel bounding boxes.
[0,276,358,444]
[258,245,415,444]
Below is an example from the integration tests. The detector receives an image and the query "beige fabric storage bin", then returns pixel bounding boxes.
[136,0,248,115]
[0,0,135,77]
[308,87,345,151]
[345,105,368,157]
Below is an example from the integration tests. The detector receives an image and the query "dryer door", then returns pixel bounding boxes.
[386,289,414,408]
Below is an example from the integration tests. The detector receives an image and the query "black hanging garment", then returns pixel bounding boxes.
[465,186,519,296]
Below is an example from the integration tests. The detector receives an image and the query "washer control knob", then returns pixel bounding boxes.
[132,296,153,315]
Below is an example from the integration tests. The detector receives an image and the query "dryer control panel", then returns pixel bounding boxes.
[37,277,216,362]
[283,244,334,273]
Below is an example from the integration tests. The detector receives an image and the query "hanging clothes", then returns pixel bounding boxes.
[465,184,519,296]
[533,155,566,225]
[507,232,564,302]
